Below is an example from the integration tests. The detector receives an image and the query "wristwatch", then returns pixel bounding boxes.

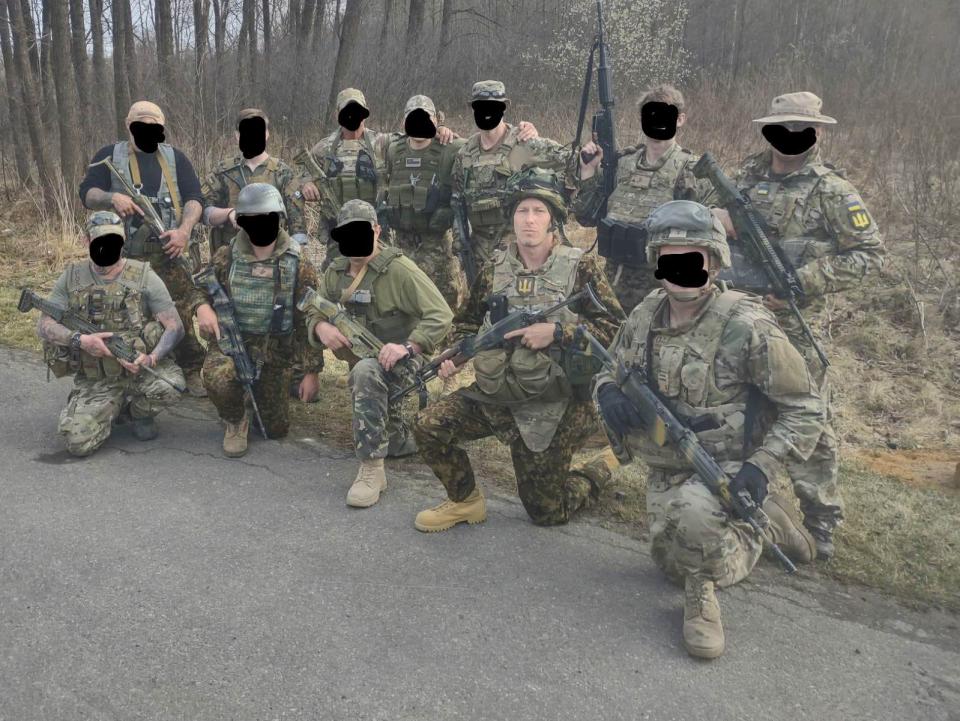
[403,341,416,358]
[70,331,83,353]
[553,322,564,345]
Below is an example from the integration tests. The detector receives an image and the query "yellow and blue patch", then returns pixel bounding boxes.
[846,197,872,230]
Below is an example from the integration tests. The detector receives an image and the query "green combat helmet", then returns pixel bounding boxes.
[645,200,730,268]
[503,167,569,224]
[87,211,126,240]
[235,182,286,217]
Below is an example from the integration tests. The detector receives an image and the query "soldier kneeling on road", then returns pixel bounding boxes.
[36,212,186,457]
[593,200,824,659]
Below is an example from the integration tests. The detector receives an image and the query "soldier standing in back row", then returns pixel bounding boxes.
[712,92,885,559]
[79,101,207,396]
[381,94,466,310]
[452,81,567,274]
[202,108,309,255]
[575,84,714,315]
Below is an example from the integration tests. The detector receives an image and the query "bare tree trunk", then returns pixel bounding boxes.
[40,0,55,122]
[730,0,748,80]
[193,0,210,100]
[326,0,360,115]
[437,0,453,65]
[67,0,90,134]
[311,0,325,55]
[88,0,107,118]
[379,0,395,48]
[155,0,174,95]
[19,0,39,79]
[262,0,271,61]
[122,0,137,99]
[6,0,54,189]
[237,0,255,97]
[112,0,131,135]
[406,0,425,50]
[46,0,81,183]
[0,0,31,182]
[289,0,301,36]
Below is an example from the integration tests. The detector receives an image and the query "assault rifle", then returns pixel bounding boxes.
[389,283,607,404]
[87,158,195,276]
[17,288,186,393]
[192,267,268,438]
[578,326,798,574]
[692,152,829,368]
[574,0,618,225]
[296,288,384,363]
[451,194,478,287]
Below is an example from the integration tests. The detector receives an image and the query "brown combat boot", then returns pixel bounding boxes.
[222,415,250,458]
[414,489,487,532]
[763,492,817,564]
[346,459,387,507]
[683,575,725,659]
[185,369,208,397]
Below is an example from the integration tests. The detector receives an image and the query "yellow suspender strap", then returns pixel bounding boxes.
[128,144,142,189]
[156,151,183,223]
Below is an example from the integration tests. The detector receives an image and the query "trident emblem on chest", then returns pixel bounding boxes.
[409,173,421,188]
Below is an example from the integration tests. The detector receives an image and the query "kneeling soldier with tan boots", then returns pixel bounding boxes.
[305,199,453,507]
[191,184,323,457]
[593,200,823,659]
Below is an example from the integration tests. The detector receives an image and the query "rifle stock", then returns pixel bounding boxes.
[297,288,384,363]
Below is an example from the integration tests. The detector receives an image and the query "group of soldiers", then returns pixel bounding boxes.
[35,80,883,660]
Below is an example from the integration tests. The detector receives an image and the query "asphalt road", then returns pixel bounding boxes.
[1,347,958,721]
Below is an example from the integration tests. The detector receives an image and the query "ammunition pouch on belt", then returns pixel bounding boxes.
[43,341,73,378]
[467,194,505,229]
[597,217,648,267]
[474,346,570,404]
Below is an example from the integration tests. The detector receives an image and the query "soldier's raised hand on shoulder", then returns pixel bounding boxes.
[436,126,456,145]
[517,121,539,142]
[80,331,115,358]
[314,320,350,351]
[111,193,144,219]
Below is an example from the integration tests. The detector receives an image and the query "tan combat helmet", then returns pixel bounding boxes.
[645,200,730,268]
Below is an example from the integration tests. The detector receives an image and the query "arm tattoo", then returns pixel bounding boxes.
[84,187,115,210]
[179,200,203,234]
[151,307,185,360]
[37,315,73,345]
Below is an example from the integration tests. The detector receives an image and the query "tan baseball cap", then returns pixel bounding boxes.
[334,199,378,229]
[237,107,269,126]
[86,211,125,240]
[753,92,837,125]
[126,100,165,125]
[404,94,437,117]
[470,80,508,104]
[336,88,369,113]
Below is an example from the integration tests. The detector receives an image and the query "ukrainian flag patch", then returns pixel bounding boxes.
[846,198,872,230]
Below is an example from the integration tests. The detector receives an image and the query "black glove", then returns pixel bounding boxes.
[597,383,645,437]
[729,462,769,506]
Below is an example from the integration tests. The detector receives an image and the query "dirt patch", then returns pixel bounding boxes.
[852,448,960,491]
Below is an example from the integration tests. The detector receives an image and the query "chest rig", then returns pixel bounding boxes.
[110,142,182,261]
[227,241,300,337]
[384,137,447,233]
[599,144,695,268]
[321,129,383,207]
[459,125,521,230]
[619,289,763,470]
[330,247,418,345]
[63,260,151,379]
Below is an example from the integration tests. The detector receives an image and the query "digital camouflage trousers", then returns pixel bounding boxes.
[349,356,422,460]
[58,360,184,457]
[413,387,599,525]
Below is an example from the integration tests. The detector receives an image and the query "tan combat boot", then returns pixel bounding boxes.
[683,575,725,659]
[222,415,250,458]
[346,458,387,507]
[414,489,487,532]
[185,369,208,397]
[763,492,817,564]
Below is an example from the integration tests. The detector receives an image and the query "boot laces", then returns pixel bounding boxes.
[686,578,713,613]
[430,498,458,513]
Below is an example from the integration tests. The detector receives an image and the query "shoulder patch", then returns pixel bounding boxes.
[845,197,873,230]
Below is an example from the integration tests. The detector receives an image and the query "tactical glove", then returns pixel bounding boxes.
[729,462,769,506]
[597,383,645,437]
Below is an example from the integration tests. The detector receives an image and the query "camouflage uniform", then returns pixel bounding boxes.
[295,89,393,270]
[573,142,715,314]
[726,93,885,537]
[202,154,308,255]
[597,284,822,583]
[46,250,184,456]
[382,95,466,310]
[415,243,624,525]
[189,230,324,436]
[306,201,453,459]
[452,81,572,275]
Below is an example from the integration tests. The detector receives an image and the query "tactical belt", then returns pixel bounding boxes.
[597,217,648,268]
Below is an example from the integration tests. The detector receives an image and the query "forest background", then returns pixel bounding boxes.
[0,0,959,608]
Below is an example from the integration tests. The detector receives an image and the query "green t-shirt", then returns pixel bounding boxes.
[47,260,176,316]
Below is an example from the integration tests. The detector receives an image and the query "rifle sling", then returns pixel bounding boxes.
[128,145,183,224]
[339,263,368,304]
